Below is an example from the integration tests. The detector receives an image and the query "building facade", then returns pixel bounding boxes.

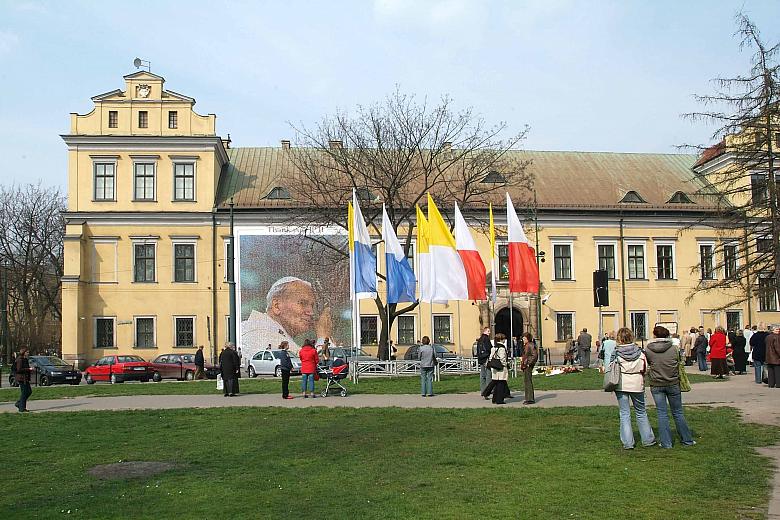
[61,71,780,367]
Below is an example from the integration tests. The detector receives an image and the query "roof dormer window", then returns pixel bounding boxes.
[619,190,646,204]
[667,191,694,204]
[481,170,506,184]
[265,187,291,200]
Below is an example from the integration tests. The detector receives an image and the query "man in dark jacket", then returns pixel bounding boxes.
[219,342,240,396]
[577,328,592,369]
[278,341,294,399]
[194,345,205,380]
[765,325,780,388]
[750,325,769,384]
[14,349,34,412]
[694,328,709,372]
[476,327,493,395]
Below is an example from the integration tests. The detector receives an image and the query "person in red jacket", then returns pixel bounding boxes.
[709,326,728,379]
[298,339,319,398]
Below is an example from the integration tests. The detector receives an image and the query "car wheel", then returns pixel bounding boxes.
[85,374,95,385]
[39,375,50,387]
[184,370,194,381]
[274,366,281,378]
[248,366,256,378]
[340,389,348,397]
[110,374,119,384]
[152,372,162,382]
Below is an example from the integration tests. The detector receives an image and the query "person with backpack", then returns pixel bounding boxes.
[521,332,538,405]
[475,327,493,395]
[613,327,656,450]
[694,328,709,372]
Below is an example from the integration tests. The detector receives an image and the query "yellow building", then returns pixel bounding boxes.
[61,70,780,367]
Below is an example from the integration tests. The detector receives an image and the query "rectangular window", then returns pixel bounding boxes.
[360,316,378,345]
[174,163,195,201]
[138,110,148,128]
[627,244,645,279]
[556,312,574,342]
[108,110,118,128]
[134,163,155,200]
[656,244,674,280]
[397,315,415,344]
[726,311,742,332]
[175,317,194,347]
[630,311,648,340]
[134,243,156,282]
[433,315,452,343]
[94,318,115,348]
[597,244,616,279]
[752,174,767,204]
[405,243,415,273]
[94,163,115,201]
[174,244,195,282]
[759,277,778,312]
[757,238,773,254]
[168,110,178,129]
[700,244,715,280]
[724,244,737,279]
[135,317,155,348]
[553,244,572,280]
[498,244,509,281]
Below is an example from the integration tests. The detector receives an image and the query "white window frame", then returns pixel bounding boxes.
[172,240,197,283]
[555,311,576,342]
[172,161,197,202]
[551,240,575,281]
[654,241,676,280]
[133,315,157,349]
[223,238,232,282]
[630,311,649,340]
[132,240,158,283]
[595,241,618,280]
[93,316,116,349]
[625,241,647,280]
[360,315,379,345]
[91,238,118,283]
[432,314,453,344]
[725,309,743,331]
[173,316,196,348]
[698,241,717,281]
[132,160,157,201]
[396,314,416,345]
[656,310,678,324]
[92,160,117,202]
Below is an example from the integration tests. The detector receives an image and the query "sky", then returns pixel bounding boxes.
[1,0,779,190]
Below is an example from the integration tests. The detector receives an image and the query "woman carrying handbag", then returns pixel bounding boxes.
[486,333,510,405]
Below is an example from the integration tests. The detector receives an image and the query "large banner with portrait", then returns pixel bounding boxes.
[236,227,352,362]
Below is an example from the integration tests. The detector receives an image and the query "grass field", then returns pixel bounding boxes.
[0,369,721,402]
[1,406,776,519]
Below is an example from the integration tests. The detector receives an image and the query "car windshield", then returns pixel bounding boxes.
[118,356,145,363]
[434,346,448,353]
[31,356,71,367]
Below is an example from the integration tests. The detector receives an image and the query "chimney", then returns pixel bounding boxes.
[328,139,343,149]
[280,139,291,150]
[442,141,452,152]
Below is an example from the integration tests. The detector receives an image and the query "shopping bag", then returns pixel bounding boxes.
[216,374,224,391]
[678,358,691,392]
[602,351,620,392]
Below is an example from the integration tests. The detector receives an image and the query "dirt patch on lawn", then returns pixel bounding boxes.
[88,461,183,480]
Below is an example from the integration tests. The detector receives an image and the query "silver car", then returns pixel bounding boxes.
[247,350,301,377]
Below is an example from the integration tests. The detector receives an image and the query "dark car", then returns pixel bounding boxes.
[403,344,458,361]
[330,347,376,362]
[83,355,152,384]
[7,356,82,386]
[149,353,219,381]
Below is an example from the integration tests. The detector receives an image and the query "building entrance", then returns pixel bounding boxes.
[495,307,524,351]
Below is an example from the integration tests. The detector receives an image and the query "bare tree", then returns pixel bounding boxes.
[285,89,532,359]
[683,13,780,313]
[0,183,65,360]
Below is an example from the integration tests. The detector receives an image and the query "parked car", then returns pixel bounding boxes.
[247,349,301,377]
[403,344,458,361]
[330,347,376,362]
[83,355,152,384]
[7,356,82,386]
[148,353,219,381]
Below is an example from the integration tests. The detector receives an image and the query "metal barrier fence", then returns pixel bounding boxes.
[350,357,515,383]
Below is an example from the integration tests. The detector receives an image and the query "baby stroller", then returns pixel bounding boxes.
[318,359,350,397]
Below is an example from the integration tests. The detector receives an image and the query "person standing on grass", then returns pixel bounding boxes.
[219,342,240,397]
[577,328,592,369]
[709,326,729,379]
[694,328,709,372]
[476,327,493,395]
[299,339,319,398]
[14,349,34,413]
[600,332,617,374]
[279,341,294,399]
[613,327,655,450]
[484,333,509,405]
[765,325,780,388]
[644,326,695,448]
[521,333,538,405]
[418,336,436,397]
[194,345,206,380]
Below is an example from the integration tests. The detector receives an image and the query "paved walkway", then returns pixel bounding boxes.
[3,374,779,517]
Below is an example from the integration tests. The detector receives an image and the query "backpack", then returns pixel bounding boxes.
[476,336,492,359]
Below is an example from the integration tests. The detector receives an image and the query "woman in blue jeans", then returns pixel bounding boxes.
[644,326,695,448]
[613,328,655,449]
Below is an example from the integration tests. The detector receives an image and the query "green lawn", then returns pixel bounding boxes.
[0,369,721,402]
[1,406,776,519]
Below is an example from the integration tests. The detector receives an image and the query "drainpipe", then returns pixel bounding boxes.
[744,221,752,326]
[619,217,627,327]
[211,208,218,364]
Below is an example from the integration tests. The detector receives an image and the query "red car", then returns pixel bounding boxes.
[148,353,217,381]
[83,355,152,384]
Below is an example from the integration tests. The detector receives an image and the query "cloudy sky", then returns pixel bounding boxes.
[1,0,779,189]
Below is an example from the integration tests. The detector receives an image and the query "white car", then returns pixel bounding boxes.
[247,350,301,377]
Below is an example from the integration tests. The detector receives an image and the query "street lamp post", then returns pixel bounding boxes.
[227,199,237,346]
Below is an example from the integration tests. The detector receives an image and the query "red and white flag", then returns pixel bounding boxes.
[506,193,539,293]
[454,202,487,301]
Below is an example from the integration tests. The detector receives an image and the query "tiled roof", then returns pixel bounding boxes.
[215,147,709,210]
[692,141,726,169]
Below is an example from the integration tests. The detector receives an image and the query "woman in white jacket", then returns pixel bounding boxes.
[614,327,656,449]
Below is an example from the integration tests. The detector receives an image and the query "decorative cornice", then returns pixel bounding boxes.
[61,135,228,164]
